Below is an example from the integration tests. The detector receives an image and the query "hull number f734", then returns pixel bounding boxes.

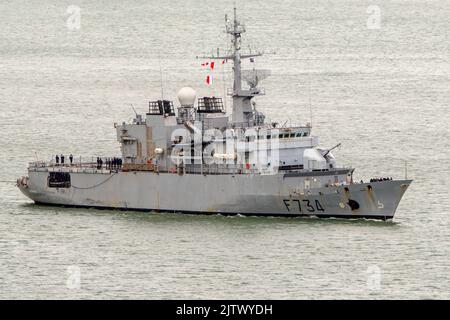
[283,199,325,213]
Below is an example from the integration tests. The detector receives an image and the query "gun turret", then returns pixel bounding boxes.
[323,143,341,158]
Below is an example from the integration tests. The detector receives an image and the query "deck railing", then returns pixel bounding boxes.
[28,159,354,181]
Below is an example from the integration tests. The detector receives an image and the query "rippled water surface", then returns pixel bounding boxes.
[1,0,449,299]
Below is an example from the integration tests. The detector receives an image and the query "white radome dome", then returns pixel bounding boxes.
[177,87,197,106]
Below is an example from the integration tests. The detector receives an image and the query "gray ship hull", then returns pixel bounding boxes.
[18,169,411,220]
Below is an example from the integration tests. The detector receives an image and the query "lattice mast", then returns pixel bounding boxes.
[202,7,263,126]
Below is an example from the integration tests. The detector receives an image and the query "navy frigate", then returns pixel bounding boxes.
[17,9,412,220]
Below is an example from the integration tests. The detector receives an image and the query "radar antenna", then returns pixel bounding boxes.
[242,69,271,89]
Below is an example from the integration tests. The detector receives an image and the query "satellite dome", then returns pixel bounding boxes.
[177,87,197,106]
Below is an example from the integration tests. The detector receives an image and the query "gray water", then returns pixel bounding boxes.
[1,0,449,299]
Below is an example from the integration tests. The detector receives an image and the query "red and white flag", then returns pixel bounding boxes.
[221,59,226,64]
[210,62,215,70]
[205,75,213,85]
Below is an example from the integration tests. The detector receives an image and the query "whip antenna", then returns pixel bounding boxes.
[308,60,313,129]
[158,51,164,100]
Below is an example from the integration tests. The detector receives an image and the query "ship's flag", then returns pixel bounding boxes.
[201,62,209,67]
[206,75,213,85]
[210,62,215,70]
[222,60,226,64]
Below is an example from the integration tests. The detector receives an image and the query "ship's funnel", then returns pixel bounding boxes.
[177,87,197,106]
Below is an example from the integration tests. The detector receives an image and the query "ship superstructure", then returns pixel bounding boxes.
[17,9,411,220]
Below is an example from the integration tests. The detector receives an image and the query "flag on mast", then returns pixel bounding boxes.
[205,75,213,85]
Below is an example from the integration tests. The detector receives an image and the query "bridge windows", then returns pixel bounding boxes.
[246,130,310,140]
[271,131,311,139]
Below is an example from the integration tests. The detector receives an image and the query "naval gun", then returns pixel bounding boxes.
[322,143,342,158]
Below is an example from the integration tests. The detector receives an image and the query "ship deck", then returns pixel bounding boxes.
[27,161,353,178]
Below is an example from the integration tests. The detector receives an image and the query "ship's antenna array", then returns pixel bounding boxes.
[197,5,267,124]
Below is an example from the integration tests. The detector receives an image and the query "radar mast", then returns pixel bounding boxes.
[201,7,264,126]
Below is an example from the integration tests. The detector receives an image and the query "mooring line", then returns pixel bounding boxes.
[71,173,117,189]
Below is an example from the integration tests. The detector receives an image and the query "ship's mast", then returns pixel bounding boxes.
[201,7,263,126]
[230,7,243,93]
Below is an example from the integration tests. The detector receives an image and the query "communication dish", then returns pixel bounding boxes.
[177,87,197,106]
[242,69,271,88]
